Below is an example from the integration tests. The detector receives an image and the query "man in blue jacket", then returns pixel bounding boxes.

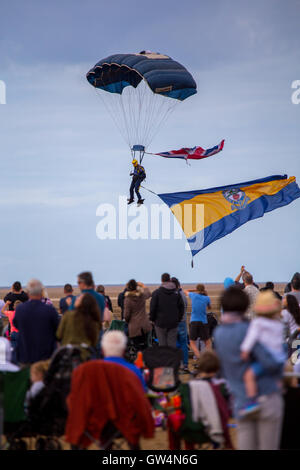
[128,159,146,206]
[69,271,105,321]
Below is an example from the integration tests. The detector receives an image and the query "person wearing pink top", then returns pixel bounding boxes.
[1,299,21,364]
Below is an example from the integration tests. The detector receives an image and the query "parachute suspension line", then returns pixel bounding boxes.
[122,91,133,146]
[95,67,131,149]
[143,87,162,147]
[94,79,181,157]
[137,82,148,146]
[135,81,150,147]
[143,96,165,146]
[142,89,159,146]
[145,97,179,146]
[139,81,148,144]
[127,88,135,144]
[110,65,132,149]
[95,89,130,148]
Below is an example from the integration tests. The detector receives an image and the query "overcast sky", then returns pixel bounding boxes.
[0,0,299,286]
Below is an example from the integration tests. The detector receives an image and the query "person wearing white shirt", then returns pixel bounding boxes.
[282,294,300,337]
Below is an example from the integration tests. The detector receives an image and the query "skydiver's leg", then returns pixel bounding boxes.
[129,180,135,201]
[134,180,142,201]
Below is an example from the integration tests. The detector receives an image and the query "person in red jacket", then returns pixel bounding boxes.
[65,360,154,449]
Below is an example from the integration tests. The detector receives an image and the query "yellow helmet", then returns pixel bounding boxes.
[132,159,138,166]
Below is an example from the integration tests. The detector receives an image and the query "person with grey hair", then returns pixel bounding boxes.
[13,279,59,365]
[102,331,146,390]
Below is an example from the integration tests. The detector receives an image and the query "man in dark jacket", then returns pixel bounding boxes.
[118,287,128,320]
[150,273,184,348]
[13,279,60,365]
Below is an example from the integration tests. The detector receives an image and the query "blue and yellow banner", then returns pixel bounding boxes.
[158,175,300,257]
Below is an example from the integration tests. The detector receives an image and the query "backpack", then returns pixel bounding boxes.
[138,165,146,181]
[177,383,210,444]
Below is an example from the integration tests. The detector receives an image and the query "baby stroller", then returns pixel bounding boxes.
[27,345,86,439]
[4,345,87,450]
[1,345,89,450]
[143,346,183,429]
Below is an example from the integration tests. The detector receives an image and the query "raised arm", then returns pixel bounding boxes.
[139,283,152,300]
[235,265,245,283]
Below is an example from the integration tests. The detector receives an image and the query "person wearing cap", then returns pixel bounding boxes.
[223,277,235,290]
[128,159,146,205]
[240,290,285,417]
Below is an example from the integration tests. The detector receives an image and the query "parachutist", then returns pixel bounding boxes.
[128,159,146,205]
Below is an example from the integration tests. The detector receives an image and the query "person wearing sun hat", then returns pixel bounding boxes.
[214,287,284,449]
[239,290,285,417]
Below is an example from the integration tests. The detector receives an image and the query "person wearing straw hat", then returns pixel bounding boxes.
[240,290,285,417]
[214,287,284,450]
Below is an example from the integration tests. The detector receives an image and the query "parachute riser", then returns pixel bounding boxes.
[131,144,145,164]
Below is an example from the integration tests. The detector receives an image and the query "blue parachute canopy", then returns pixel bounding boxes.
[86,51,197,101]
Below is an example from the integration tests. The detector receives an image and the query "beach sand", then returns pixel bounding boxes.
[1,282,286,315]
